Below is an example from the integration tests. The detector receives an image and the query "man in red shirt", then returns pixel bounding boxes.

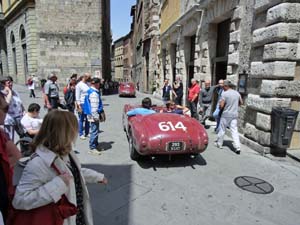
[187,78,200,120]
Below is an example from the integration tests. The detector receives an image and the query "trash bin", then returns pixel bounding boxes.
[271,107,299,155]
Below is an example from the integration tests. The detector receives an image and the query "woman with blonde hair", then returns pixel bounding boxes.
[12,110,107,225]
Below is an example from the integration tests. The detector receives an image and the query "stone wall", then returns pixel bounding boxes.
[2,0,108,82]
[244,0,300,150]
[35,0,103,79]
[37,33,102,79]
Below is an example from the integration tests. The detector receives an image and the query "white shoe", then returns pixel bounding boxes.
[88,149,102,155]
[79,135,86,140]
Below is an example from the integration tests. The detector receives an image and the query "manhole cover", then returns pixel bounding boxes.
[234,176,274,194]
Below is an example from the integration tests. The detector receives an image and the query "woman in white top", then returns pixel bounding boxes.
[27,75,36,98]
[13,110,108,225]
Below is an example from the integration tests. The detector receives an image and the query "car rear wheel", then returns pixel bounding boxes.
[128,131,140,161]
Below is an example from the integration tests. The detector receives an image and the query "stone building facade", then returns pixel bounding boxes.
[0,0,111,84]
[159,0,300,152]
[123,31,133,82]
[111,44,115,80]
[131,0,160,93]
[113,37,124,81]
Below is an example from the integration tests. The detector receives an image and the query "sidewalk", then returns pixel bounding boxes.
[206,118,300,163]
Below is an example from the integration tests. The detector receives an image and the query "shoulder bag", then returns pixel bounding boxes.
[99,110,106,122]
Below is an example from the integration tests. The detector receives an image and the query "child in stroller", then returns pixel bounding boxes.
[17,103,42,156]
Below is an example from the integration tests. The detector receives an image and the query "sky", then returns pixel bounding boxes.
[111,0,137,41]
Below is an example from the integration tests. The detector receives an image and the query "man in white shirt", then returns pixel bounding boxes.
[75,73,91,139]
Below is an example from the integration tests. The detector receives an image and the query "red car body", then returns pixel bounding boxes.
[123,104,209,160]
[119,82,136,97]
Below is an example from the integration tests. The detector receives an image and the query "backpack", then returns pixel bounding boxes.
[64,89,75,106]
[47,82,59,98]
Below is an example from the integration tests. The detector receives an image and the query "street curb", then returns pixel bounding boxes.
[286,151,300,163]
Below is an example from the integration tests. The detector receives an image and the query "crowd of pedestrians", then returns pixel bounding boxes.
[160,76,242,154]
[0,71,109,225]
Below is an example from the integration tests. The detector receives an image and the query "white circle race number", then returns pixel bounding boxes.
[158,121,187,132]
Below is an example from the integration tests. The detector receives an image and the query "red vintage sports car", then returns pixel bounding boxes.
[123,104,209,160]
[119,82,136,97]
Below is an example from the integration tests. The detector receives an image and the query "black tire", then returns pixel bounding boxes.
[128,131,140,161]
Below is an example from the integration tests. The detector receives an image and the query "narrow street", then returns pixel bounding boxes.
[17,84,300,225]
[1,1,300,225]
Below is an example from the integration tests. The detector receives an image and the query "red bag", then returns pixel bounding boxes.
[26,79,33,85]
[7,164,78,225]
[63,86,68,95]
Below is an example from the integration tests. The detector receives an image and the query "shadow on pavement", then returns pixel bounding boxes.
[223,140,240,154]
[136,154,207,170]
[84,164,133,225]
[99,141,114,151]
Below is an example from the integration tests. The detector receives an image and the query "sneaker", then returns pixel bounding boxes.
[236,148,241,155]
[86,134,90,138]
[214,141,223,149]
[79,135,86,140]
[88,149,102,155]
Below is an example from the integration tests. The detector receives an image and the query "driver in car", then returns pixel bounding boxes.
[127,97,156,117]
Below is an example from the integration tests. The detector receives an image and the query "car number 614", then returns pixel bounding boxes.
[158,121,187,132]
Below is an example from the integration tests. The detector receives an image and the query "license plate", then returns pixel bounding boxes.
[167,142,184,151]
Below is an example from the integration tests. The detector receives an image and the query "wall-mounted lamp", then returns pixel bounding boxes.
[238,70,248,95]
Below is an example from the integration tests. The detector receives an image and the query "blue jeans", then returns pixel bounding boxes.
[78,107,90,136]
[89,121,99,149]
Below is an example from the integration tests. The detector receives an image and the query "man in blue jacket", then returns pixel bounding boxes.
[83,78,104,155]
